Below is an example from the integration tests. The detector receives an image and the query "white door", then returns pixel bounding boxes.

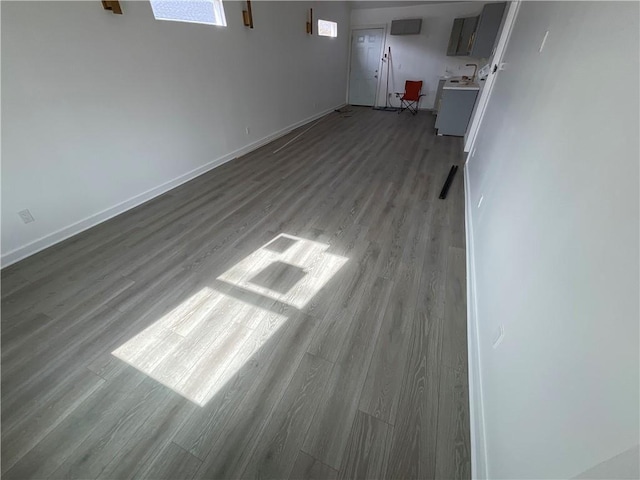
[348,28,384,106]
[464,2,521,153]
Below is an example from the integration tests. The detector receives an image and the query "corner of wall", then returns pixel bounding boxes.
[464,164,488,479]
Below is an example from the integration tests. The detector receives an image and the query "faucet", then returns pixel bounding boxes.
[465,63,478,83]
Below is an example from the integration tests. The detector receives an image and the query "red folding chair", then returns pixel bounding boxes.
[397,80,425,115]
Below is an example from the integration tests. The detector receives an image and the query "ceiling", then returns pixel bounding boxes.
[349,1,456,10]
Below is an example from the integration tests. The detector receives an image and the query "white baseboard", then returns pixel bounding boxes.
[464,165,488,479]
[1,104,345,268]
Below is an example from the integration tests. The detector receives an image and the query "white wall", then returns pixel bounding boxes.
[350,1,489,109]
[465,1,639,478]
[575,445,640,480]
[1,0,349,265]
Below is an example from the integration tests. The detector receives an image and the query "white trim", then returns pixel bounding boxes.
[1,104,345,268]
[464,1,521,153]
[347,25,386,107]
[464,164,488,479]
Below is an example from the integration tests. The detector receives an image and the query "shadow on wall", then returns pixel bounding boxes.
[574,445,640,480]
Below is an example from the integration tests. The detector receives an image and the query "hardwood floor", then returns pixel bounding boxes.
[1,107,470,479]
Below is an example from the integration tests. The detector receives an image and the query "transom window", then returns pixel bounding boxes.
[150,0,227,26]
[318,19,338,38]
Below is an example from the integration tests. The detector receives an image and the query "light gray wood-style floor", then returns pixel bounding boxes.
[1,107,470,480]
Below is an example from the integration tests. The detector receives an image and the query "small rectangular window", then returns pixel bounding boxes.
[150,0,227,26]
[318,19,338,38]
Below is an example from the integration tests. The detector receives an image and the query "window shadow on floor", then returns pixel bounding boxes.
[248,261,306,294]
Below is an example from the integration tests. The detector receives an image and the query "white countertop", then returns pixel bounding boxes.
[443,79,480,91]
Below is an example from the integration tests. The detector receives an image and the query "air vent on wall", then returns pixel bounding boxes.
[390,18,422,35]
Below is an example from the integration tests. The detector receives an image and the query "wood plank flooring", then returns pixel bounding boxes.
[1,107,470,479]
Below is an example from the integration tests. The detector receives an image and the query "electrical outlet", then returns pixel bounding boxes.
[18,209,35,224]
[539,31,549,53]
[245,127,250,135]
[477,196,484,209]
[492,325,505,349]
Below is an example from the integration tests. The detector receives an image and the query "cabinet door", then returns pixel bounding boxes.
[457,16,479,56]
[470,2,507,59]
[446,18,464,56]
[435,89,479,136]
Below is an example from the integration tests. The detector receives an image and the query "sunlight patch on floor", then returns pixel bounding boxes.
[112,233,347,406]
[218,233,348,308]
